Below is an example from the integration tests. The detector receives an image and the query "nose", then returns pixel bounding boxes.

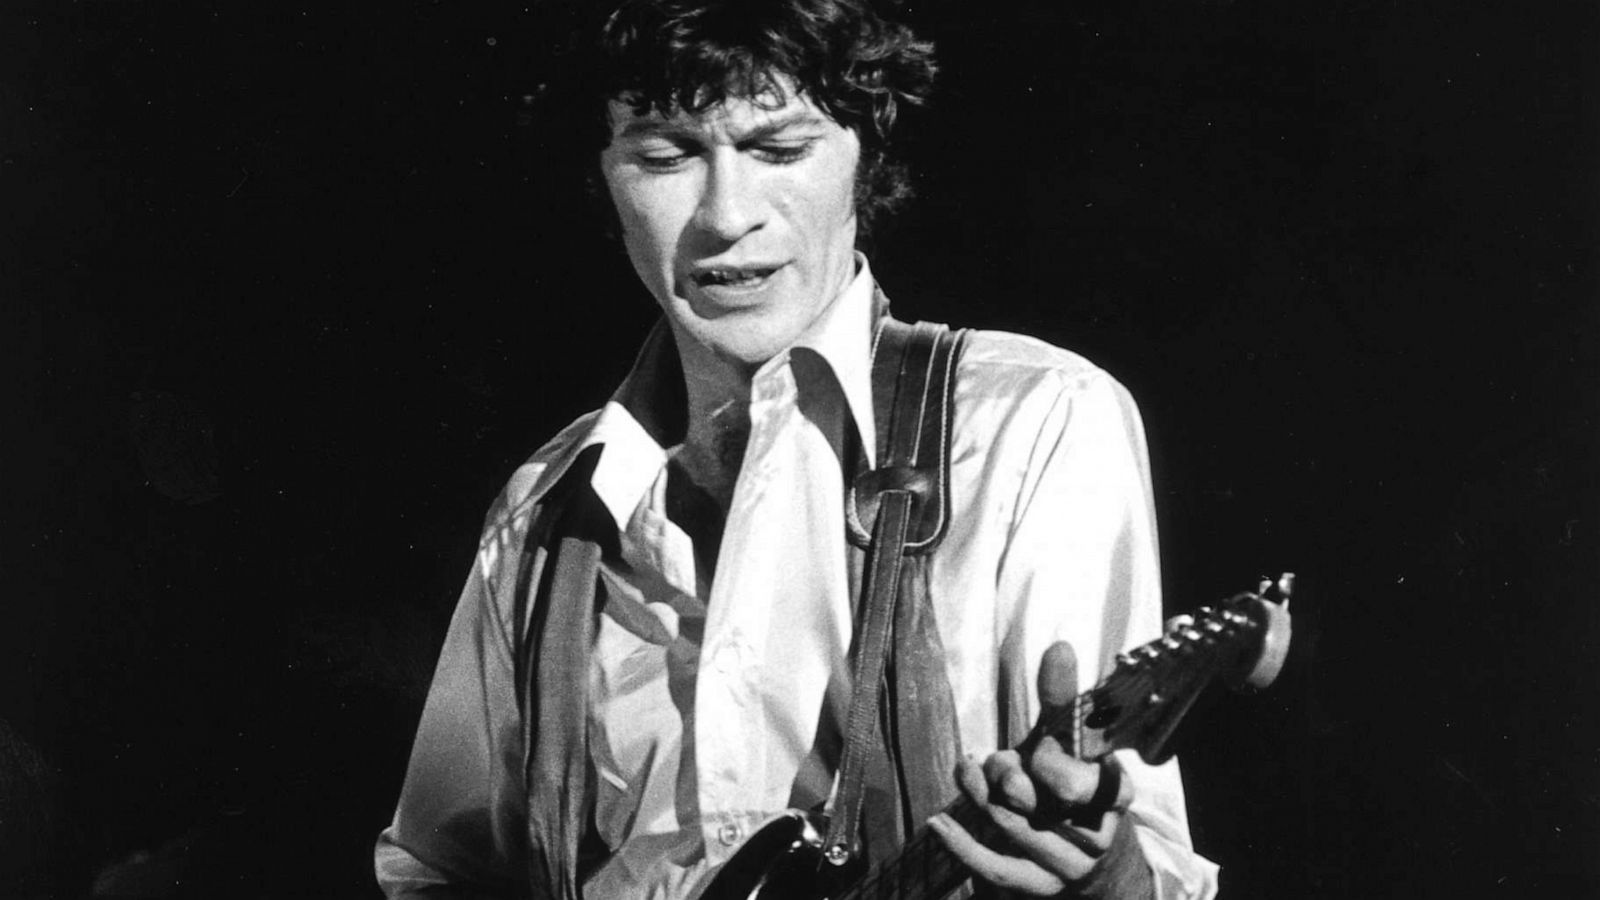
[692,151,763,242]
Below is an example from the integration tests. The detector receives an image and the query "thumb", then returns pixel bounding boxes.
[1018,641,1079,755]
[1037,640,1080,713]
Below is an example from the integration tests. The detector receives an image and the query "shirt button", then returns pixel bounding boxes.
[716,820,743,846]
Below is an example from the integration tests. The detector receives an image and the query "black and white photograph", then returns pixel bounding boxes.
[4,0,1596,897]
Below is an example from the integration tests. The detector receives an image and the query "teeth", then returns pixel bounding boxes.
[698,267,774,286]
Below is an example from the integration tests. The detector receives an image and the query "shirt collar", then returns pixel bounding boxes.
[784,252,879,467]
[581,254,882,532]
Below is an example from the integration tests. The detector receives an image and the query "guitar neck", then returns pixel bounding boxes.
[839,794,988,900]
[843,694,1100,899]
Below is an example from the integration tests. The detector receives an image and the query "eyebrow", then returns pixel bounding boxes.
[615,109,828,142]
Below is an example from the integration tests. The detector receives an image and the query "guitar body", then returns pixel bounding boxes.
[699,812,858,900]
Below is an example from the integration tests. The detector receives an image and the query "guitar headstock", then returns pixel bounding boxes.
[1074,574,1294,765]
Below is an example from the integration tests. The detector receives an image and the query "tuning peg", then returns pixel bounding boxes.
[1258,572,1295,610]
[1223,575,1295,691]
[1164,614,1195,634]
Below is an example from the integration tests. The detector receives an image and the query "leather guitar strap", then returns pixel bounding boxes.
[824,317,967,865]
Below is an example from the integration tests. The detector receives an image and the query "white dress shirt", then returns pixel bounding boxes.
[377,257,1219,899]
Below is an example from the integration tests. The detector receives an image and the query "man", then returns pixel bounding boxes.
[377,0,1218,897]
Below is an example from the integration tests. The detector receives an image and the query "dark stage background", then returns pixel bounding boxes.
[4,0,1597,897]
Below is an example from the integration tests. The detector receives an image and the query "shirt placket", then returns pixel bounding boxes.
[693,358,797,864]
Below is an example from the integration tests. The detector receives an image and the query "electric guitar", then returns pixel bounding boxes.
[700,574,1295,900]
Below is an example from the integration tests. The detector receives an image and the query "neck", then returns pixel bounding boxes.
[669,333,755,512]
[666,253,862,505]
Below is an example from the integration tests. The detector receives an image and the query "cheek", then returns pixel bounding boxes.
[610,183,682,267]
[779,164,856,236]
[819,145,862,225]
[798,157,860,244]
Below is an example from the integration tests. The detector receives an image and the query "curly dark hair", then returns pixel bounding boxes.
[550,0,937,240]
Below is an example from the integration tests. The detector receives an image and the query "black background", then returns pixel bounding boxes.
[3,0,1597,897]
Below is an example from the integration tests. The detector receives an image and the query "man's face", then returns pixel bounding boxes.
[599,80,862,373]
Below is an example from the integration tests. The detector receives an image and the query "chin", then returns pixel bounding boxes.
[705,329,792,370]
[668,298,792,357]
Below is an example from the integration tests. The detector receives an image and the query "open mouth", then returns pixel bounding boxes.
[691,265,781,289]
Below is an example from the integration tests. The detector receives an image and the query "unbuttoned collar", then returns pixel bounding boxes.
[580,254,882,532]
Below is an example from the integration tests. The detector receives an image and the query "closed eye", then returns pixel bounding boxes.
[635,142,698,172]
[627,134,818,171]
[748,140,816,165]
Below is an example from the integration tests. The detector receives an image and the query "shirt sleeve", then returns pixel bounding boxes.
[375,548,530,899]
[995,368,1220,900]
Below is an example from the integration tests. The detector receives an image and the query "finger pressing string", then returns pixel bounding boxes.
[1068,760,1124,830]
